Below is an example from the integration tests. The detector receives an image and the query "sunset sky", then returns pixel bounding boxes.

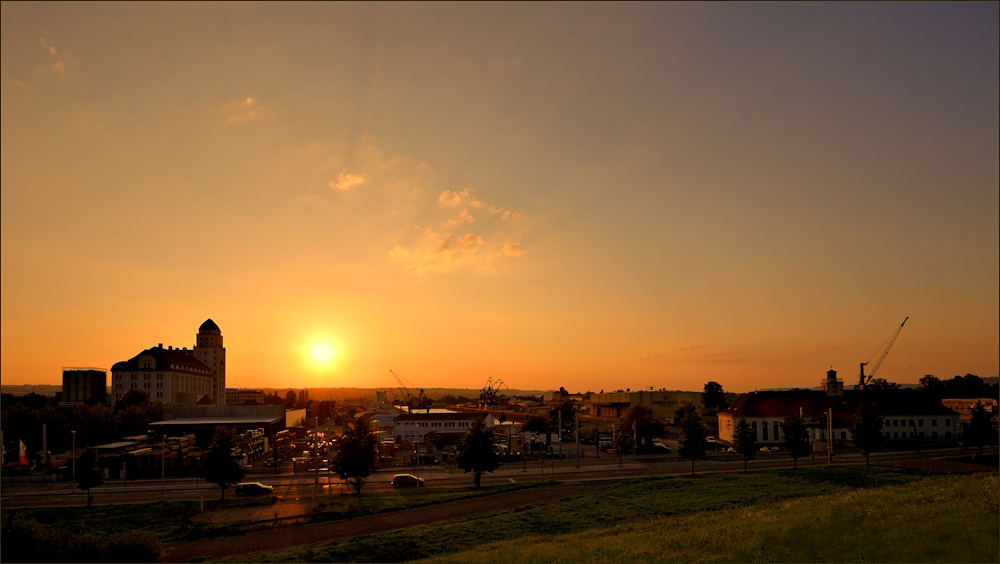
[2,3,997,394]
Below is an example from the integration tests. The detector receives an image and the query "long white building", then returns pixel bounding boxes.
[111,319,227,405]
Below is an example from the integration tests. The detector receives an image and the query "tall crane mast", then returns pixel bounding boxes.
[859,316,908,388]
[389,369,412,403]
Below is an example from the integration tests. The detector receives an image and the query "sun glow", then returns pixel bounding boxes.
[311,343,336,364]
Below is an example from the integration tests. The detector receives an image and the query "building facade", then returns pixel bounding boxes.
[718,369,961,447]
[111,319,227,405]
[225,388,265,406]
[393,409,494,444]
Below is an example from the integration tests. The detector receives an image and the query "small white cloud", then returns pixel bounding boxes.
[470,198,483,208]
[330,172,370,191]
[438,188,474,206]
[415,162,428,172]
[52,61,65,74]
[502,242,525,257]
[445,208,475,227]
[226,96,263,124]
[457,233,484,247]
[40,38,57,55]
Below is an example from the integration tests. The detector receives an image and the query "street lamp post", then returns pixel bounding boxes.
[161,434,166,502]
[71,430,76,494]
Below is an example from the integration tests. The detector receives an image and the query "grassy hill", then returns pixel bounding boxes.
[219,467,998,563]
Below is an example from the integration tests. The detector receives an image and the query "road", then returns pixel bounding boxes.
[2,446,987,509]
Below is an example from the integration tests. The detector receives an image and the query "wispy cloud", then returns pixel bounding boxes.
[501,242,525,257]
[679,343,703,352]
[635,353,664,363]
[330,172,370,191]
[444,209,475,227]
[226,96,263,124]
[438,189,471,206]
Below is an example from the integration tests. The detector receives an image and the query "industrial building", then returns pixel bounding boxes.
[60,368,107,404]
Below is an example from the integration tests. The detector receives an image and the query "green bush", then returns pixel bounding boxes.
[0,511,163,563]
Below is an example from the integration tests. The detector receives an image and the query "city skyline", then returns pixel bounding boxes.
[2,3,998,393]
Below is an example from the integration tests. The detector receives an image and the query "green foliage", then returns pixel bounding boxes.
[113,388,151,411]
[0,511,164,563]
[547,401,576,440]
[851,402,884,465]
[199,426,244,500]
[456,419,500,489]
[677,409,708,474]
[623,406,666,453]
[75,446,104,507]
[702,381,725,411]
[421,472,1000,564]
[221,466,936,563]
[332,420,378,494]
[780,415,810,468]
[867,377,900,390]
[963,401,999,457]
[732,419,757,472]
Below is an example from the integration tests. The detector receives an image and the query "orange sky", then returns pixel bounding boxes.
[2,3,998,393]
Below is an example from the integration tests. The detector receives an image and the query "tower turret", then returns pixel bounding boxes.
[194,318,226,405]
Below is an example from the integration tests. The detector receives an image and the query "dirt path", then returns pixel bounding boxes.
[164,483,606,562]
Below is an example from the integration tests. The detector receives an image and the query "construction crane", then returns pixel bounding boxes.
[479,377,510,408]
[859,316,908,388]
[389,369,432,408]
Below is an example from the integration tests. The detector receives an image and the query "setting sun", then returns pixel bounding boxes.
[311,343,336,365]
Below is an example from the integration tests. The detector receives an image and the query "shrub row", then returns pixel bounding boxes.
[0,511,163,562]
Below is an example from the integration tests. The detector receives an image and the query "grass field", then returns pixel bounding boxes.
[0,481,546,544]
[218,466,1000,563]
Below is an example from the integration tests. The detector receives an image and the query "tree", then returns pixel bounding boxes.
[867,378,899,391]
[780,414,811,469]
[702,382,726,411]
[623,406,666,453]
[548,401,576,441]
[963,401,999,459]
[456,419,501,489]
[75,447,104,508]
[521,415,552,454]
[198,427,244,500]
[678,409,708,476]
[673,402,698,426]
[332,420,378,494]
[113,389,150,412]
[732,419,757,473]
[918,374,941,392]
[850,403,884,466]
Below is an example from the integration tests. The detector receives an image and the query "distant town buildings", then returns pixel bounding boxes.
[225,388,265,406]
[110,319,227,405]
[718,369,962,447]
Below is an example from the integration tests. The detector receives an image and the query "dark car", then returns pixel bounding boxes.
[234,482,274,496]
[391,474,425,488]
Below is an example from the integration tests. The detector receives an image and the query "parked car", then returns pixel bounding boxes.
[391,474,425,488]
[234,482,274,496]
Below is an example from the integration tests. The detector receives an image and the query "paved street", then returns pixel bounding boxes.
[2,446,990,510]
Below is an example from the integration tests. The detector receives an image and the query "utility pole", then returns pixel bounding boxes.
[575,411,580,469]
[632,417,638,460]
[558,411,563,459]
[71,430,76,494]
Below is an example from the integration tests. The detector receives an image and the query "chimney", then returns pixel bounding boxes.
[158,343,163,349]
[169,346,173,350]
